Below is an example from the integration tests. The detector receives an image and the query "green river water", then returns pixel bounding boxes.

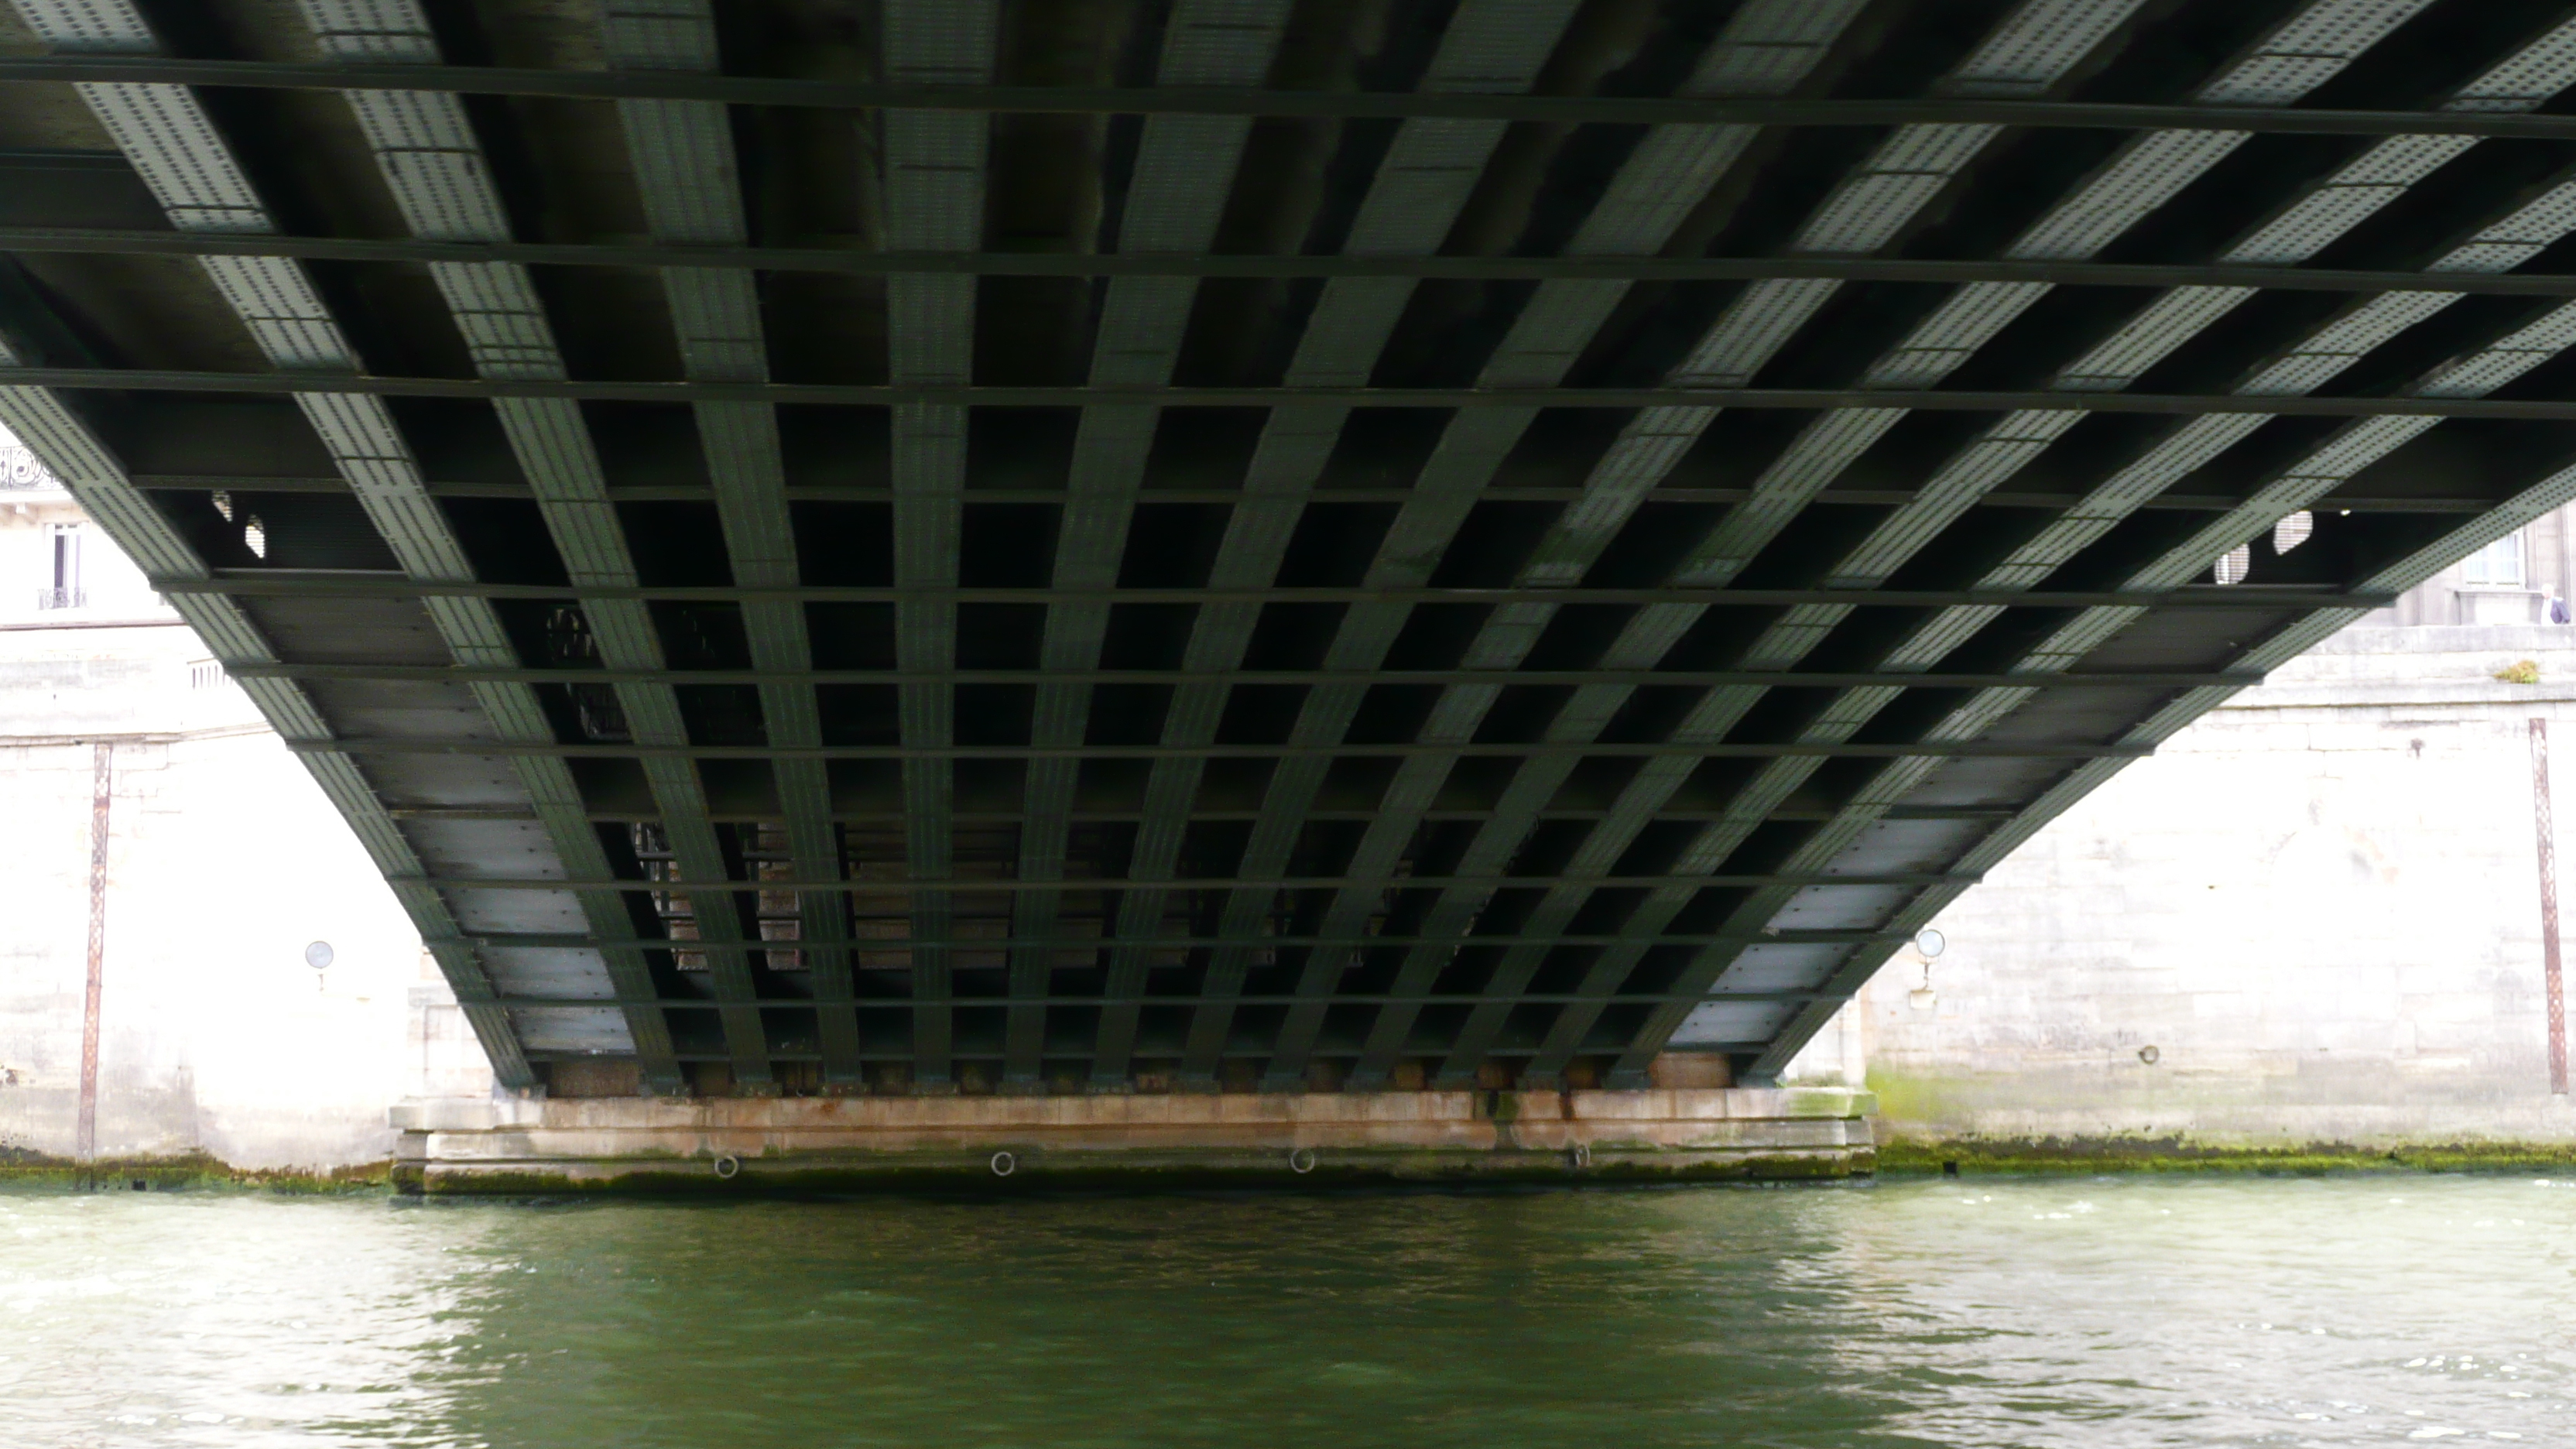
[3,1174,2571,1447]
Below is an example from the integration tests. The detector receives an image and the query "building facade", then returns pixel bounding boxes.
[2,441,164,627]
[2363,504,2576,627]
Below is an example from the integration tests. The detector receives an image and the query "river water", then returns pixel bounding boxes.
[3,1174,2570,1447]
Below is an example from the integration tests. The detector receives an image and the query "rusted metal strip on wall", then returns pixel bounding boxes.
[77,741,111,1164]
[2536,719,2569,1096]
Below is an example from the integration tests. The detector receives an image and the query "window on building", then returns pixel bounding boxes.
[2463,529,2525,587]
[41,523,82,609]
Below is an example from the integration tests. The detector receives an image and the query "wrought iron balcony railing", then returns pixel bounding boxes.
[2,446,60,491]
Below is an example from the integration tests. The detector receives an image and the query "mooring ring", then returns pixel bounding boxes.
[1567,1143,1591,1170]
[1288,1147,1317,1175]
[990,1151,1016,1177]
[712,1154,741,1180]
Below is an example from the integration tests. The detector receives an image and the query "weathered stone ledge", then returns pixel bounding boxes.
[0,1149,392,1192]
[1877,1136,2576,1174]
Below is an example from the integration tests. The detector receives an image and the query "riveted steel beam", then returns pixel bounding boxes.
[31,226,2576,300]
[115,474,2508,513]
[156,577,2391,608]
[463,992,1841,1008]
[13,55,2576,139]
[29,368,2576,420]
[224,663,2268,689]
[422,877,1962,896]
[288,738,2154,760]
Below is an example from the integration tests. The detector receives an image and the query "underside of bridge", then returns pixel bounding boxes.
[6,0,2576,1119]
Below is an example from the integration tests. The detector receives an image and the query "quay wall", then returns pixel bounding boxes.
[1794,625,2576,1154]
[0,621,489,1172]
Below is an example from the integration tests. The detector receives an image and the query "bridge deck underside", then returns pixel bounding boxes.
[3,0,2572,1096]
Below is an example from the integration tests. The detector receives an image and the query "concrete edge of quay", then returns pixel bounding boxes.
[382,1123,2576,1194]
[21,1094,2576,1193]
[387,1088,1879,1194]
[1875,1134,2576,1175]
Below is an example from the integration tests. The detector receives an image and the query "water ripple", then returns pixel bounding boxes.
[2,1175,2569,1447]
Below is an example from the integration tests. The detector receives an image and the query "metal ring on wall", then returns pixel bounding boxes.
[1567,1143,1591,1170]
[1288,1147,1317,1174]
[990,1151,1016,1177]
[712,1154,741,1180]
